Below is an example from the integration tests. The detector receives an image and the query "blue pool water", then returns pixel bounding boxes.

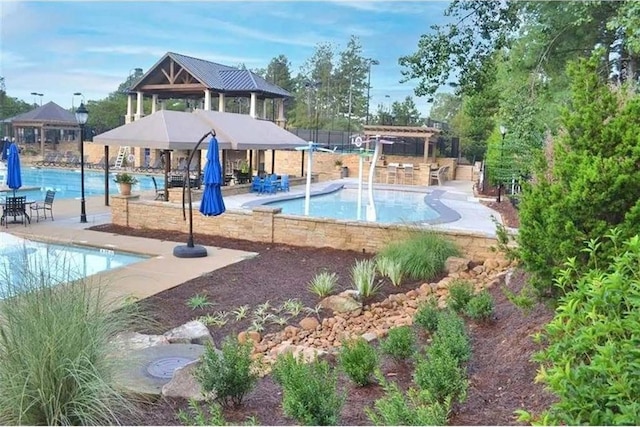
[264,188,439,223]
[0,233,148,296]
[2,167,162,201]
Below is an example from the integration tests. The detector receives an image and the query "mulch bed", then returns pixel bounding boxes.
[90,224,555,425]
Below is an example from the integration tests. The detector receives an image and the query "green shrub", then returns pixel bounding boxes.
[351,259,381,300]
[446,279,474,313]
[366,371,449,426]
[375,256,404,287]
[414,347,467,404]
[431,310,471,363]
[378,231,460,281]
[339,337,379,386]
[381,326,416,361]
[413,297,440,334]
[518,52,640,297]
[195,336,257,408]
[272,353,344,425]
[0,247,140,425]
[308,271,338,297]
[464,290,494,321]
[524,233,640,425]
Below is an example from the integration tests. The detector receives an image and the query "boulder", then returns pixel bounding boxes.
[238,331,262,345]
[361,331,378,342]
[444,257,472,274]
[161,360,206,401]
[164,320,213,345]
[110,332,170,352]
[319,294,362,315]
[299,317,320,331]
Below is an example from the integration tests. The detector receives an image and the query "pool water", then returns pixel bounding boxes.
[265,188,439,223]
[0,233,148,297]
[3,167,162,201]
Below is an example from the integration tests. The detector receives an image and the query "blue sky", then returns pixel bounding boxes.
[1,0,450,116]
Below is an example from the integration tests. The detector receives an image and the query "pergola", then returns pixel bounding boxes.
[363,125,441,162]
[6,102,80,157]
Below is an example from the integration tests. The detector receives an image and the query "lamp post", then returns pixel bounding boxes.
[75,102,89,223]
[30,92,43,106]
[72,92,83,109]
[497,125,507,203]
[365,58,379,125]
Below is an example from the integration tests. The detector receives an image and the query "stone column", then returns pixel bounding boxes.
[250,92,257,118]
[151,94,158,114]
[218,93,226,112]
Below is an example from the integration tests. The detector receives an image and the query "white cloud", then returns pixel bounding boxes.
[201,17,327,48]
[0,51,36,69]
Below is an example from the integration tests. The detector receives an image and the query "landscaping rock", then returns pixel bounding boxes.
[110,332,170,352]
[445,256,472,274]
[361,331,378,342]
[161,360,206,401]
[238,331,262,345]
[164,320,213,345]
[319,294,362,315]
[299,317,320,331]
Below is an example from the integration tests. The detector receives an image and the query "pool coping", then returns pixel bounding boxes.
[240,183,462,225]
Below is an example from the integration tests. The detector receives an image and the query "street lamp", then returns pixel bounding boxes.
[75,102,89,223]
[30,92,43,106]
[72,92,83,109]
[497,125,507,203]
[365,58,379,125]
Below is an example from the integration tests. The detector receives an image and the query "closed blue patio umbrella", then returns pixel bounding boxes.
[199,136,226,217]
[6,143,22,196]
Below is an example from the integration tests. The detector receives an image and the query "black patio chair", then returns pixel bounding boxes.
[151,177,166,200]
[30,190,56,222]
[1,196,30,227]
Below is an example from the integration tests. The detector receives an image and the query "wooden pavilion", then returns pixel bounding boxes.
[5,102,80,157]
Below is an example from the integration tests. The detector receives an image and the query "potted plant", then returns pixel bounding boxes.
[114,172,138,196]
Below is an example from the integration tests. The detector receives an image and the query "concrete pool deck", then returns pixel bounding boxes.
[2,179,503,301]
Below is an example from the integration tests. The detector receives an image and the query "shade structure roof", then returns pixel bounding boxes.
[194,110,306,150]
[8,102,79,126]
[93,110,307,150]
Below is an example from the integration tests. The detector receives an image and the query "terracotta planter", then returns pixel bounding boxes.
[119,182,132,196]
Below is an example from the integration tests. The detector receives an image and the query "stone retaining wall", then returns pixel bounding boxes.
[111,196,498,261]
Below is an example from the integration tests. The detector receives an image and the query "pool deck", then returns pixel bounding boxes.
[2,179,502,301]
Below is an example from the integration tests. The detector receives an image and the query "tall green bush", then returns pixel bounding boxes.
[0,247,139,425]
[272,353,344,425]
[518,50,640,296]
[521,233,640,425]
[377,231,460,281]
[338,338,379,386]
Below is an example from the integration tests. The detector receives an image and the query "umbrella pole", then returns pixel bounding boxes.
[174,130,214,258]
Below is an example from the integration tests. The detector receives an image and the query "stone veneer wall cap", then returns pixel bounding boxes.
[252,206,283,214]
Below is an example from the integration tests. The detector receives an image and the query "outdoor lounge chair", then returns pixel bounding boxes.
[30,190,55,222]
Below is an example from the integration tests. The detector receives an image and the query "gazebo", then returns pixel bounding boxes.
[5,102,80,157]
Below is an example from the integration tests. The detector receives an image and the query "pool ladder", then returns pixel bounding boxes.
[114,146,130,169]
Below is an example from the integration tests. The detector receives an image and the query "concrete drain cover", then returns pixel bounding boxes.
[146,357,195,379]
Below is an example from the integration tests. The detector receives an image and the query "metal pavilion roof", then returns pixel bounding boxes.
[131,52,291,98]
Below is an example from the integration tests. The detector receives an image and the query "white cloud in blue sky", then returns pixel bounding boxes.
[1,0,450,116]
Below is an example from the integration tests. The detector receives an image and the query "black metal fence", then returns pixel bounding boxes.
[288,128,459,158]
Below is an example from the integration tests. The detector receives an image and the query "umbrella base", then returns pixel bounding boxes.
[173,245,208,258]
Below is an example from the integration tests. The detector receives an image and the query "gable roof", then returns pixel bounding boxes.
[8,102,79,126]
[131,52,291,98]
[93,109,306,151]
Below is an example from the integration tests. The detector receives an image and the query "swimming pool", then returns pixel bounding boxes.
[0,233,148,297]
[2,167,161,201]
[263,188,442,223]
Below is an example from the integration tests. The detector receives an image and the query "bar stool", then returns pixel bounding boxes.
[403,163,414,185]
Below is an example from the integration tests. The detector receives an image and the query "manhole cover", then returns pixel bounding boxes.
[146,357,195,379]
